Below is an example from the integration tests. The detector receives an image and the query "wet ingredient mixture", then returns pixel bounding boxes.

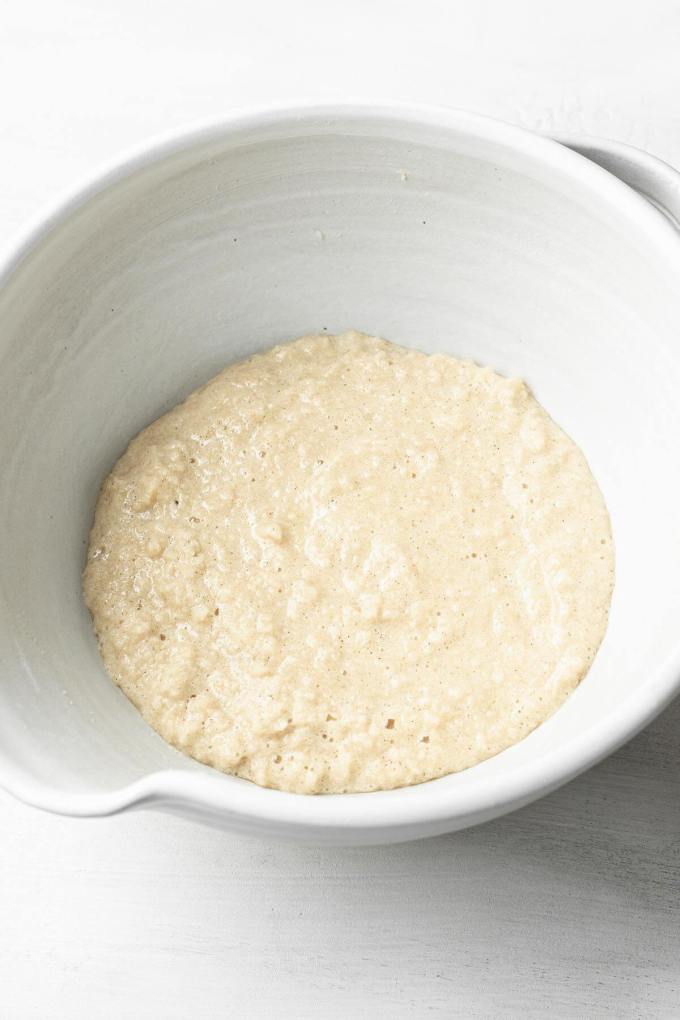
[84,331,614,793]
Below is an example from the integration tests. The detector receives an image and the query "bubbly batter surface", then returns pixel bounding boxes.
[84,332,614,793]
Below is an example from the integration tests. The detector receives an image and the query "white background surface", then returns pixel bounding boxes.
[2,2,680,1017]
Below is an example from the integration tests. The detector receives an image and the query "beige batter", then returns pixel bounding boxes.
[84,332,614,794]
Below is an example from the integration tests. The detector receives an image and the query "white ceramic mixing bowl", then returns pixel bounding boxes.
[2,104,680,845]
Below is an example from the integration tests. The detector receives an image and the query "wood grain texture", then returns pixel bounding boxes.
[1,1,680,1016]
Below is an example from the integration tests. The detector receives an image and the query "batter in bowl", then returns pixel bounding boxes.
[84,332,614,793]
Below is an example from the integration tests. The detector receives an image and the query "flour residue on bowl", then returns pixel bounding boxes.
[83,331,614,793]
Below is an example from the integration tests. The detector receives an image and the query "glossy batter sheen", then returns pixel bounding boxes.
[84,332,614,794]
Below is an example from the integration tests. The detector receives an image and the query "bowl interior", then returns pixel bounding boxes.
[1,110,680,813]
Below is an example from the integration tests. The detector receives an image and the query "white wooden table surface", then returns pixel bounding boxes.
[2,2,679,1016]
